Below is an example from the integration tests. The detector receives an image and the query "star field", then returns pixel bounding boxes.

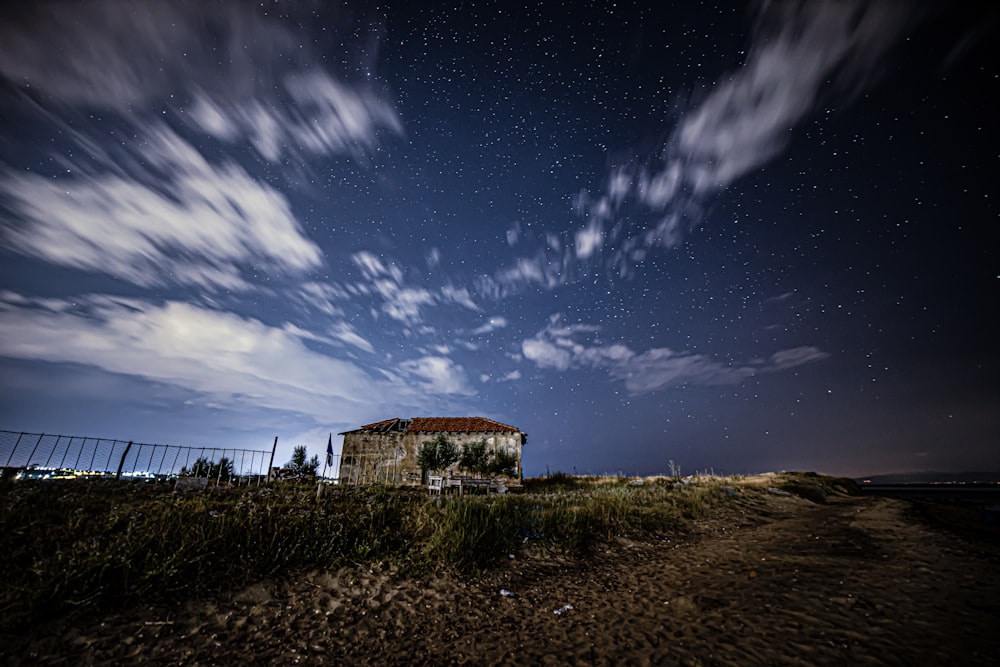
[0,1,997,477]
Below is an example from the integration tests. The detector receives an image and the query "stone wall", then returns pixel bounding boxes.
[339,430,524,486]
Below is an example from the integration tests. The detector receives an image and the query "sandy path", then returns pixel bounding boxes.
[10,493,1000,666]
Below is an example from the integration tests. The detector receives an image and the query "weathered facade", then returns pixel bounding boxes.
[338,417,527,486]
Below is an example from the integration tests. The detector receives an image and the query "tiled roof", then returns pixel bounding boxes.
[359,418,402,431]
[346,416,522,434]
[407,417,520,433]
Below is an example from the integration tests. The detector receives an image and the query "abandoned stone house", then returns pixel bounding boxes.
[338,417,527,486]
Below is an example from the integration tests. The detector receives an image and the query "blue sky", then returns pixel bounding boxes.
[1,1,997,477]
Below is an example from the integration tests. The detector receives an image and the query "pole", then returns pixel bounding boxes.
[267,436,278,482]
[316,458,328,501]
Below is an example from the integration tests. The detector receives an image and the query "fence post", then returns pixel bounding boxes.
[215,450,226,487]
[72,437,87,472]
[169,446,182,478]
[87,439,101,472]
[3,432,25,471]
[103,440,118,475]
[115,441,133,480]
[43,435,62,469]
[23,433,45,471]
[267,436,278,481]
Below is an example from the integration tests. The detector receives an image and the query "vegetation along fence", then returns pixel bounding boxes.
[0,429,275,485]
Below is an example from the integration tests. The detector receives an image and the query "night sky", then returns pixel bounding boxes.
[1,1,997,478]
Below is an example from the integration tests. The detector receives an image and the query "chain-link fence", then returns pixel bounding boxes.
[0,429,274,485]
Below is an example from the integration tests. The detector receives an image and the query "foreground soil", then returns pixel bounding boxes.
[7,491,1000,666]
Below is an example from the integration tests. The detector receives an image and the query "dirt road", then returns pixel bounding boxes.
[10,492,1000,665]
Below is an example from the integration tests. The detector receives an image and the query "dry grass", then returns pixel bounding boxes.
[0,472,854,632]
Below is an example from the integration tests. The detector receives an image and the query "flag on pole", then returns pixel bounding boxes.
[326,434,334,468]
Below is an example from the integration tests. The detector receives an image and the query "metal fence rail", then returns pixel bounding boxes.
[0,429,273,484]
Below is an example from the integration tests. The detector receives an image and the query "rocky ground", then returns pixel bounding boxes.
[6,490,1000,666]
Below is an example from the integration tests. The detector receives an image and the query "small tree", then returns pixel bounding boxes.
[485,449,518,477]
[214,456,234,481]
[183,456,232,479]
[184,456,212,477]
[459,439,489,477]
[418,434,460,476]
[286,445,319,478]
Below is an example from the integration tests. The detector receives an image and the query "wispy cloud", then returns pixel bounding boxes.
[0,1,401,294]
[671,2,910,197]
[521,314,828,394]
[0,294,374,419]
[768,346,830,371]
[477,251,576,299]
[441,284,481,311]
[397,356,476,396]
[349,251,485,325]
[499,369,522,382]
[0,293,478,422]
[0,1,401,164]
[609,349,756,394]
[574,220,605,260]
[471,316,508,336]
[1,125,321,290]
[562,1,916,284]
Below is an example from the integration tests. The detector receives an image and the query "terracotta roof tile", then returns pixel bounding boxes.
[359,417,402,430]
[343,416,523,436]
[406,417,521,433]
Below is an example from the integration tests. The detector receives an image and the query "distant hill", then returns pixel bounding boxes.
[857,471,1000,484]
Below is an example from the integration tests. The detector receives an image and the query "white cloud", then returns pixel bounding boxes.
[280,72,402,161]
[768,346,830,370]
[506,222,521,246]
[575,220,604,259]
[520,313,828,394]
[568,1,915,283]
[479,251,574,298]
[0,2,401,164]
[380,286,436,324]
[397,356,476,396]
[441,284,480,311]
[297,282,348,317]
[610,349,756,394]
[352,251,401,283]
[674,2,909,196]
[500,369,522,382]
[0,295,375,420]
[280,321,373,355]
[0,125,322,291]
[471,316,508,335]
[0,293,483,425]
[521,338,572,371]
[329,322,375,354]
[351,251,441,324]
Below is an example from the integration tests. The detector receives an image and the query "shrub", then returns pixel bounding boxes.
[417,435,460,475]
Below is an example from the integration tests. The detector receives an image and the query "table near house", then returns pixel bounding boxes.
[428,476,506,495]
